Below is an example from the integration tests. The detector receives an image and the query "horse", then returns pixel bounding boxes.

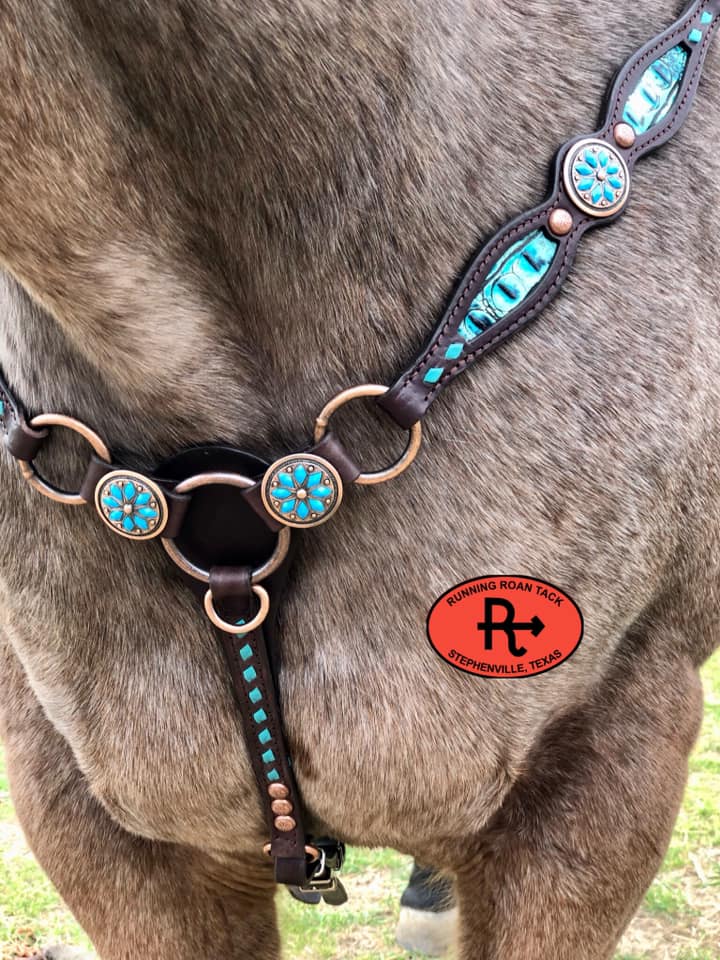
[1,1,718,958]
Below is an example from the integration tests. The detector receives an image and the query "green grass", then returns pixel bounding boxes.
[1,653,718,959]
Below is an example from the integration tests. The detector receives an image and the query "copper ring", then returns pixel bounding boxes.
[18,413,111,506]
[160,472,291,584]
[204,584,270,634]
[263,843,320,861]
[313,384,422,486]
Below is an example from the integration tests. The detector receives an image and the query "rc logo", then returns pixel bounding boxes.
[427,576,583,679]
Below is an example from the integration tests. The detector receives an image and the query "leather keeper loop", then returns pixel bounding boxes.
[209,565,252,604]
[163,488,192,540]
[308,431,361,484]
[6,420,48,461]
[242,483,286,532]
[0,374,48,460]
[79,454,114,503]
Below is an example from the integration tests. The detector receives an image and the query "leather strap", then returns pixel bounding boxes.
[0,367,48,461]
[378,0,720,428]
[210,567,309,886]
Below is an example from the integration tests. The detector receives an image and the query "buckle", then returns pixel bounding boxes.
[294,839,348,907]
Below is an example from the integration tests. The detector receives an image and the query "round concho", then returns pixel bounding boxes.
[261,455,343,528]
[563,138,630,219]
[95,470,169,540]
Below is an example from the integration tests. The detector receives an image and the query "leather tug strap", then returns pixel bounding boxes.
[210,567,310,886]
[378,0,720,428]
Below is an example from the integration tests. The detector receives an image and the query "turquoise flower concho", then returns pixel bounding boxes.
[94,470,169,540]
[261,455,343,529]
[563,138,630,219]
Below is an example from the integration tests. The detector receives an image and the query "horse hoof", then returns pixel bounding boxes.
[396,905,459,956]
[396,864,457,956]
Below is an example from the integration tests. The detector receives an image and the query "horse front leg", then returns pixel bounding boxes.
[1,643,280,960]
[454,634,703,960]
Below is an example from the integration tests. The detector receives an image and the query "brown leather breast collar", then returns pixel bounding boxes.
[1,0,718,902]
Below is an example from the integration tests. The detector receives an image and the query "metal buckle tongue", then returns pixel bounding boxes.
[291,839,348,907]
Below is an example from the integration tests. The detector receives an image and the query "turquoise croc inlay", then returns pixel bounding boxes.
[456,231,558,347]
[622,45,689,134]
[262,454,343,528]
[94,470,168,540]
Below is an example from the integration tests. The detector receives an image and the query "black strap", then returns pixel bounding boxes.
[378,0,720,428]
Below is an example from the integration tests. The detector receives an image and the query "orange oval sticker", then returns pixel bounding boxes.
[427,576,583,679]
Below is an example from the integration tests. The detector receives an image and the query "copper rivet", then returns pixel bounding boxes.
[614,122,636,149]
[271,799,293,816]
[548,208,573,237]
[268,783,290,800]
[274,815,297,832]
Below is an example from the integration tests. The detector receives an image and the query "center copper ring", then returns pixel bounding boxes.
[160,471,291,584]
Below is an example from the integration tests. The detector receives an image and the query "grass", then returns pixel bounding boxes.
[1,653,718,960]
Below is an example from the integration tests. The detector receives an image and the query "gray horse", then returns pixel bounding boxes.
[1,2,718,958]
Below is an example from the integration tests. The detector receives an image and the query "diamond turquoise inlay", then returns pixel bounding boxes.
[701,11,713,24]
[423,367,445,385]
[445,343,463,361]
[259,728,272,745]
[249,687,262,704]
[689,27,703,43]
[262,749,275,764]
[622,45,689,134]
[253,708,268,724]
[239,644,253,662]
[243,666,257,683]
[267,769,281,782]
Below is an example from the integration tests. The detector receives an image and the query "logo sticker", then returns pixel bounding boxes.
[427,576,583,679]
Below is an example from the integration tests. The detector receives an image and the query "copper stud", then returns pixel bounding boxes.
[548,208,573,237]
[271,799,293,816]
[614,123,636,149]
[274,815,297,832]
[268,783,290,800]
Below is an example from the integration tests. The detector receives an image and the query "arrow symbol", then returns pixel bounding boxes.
[514,615,545,638]
[477,600,545,658]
